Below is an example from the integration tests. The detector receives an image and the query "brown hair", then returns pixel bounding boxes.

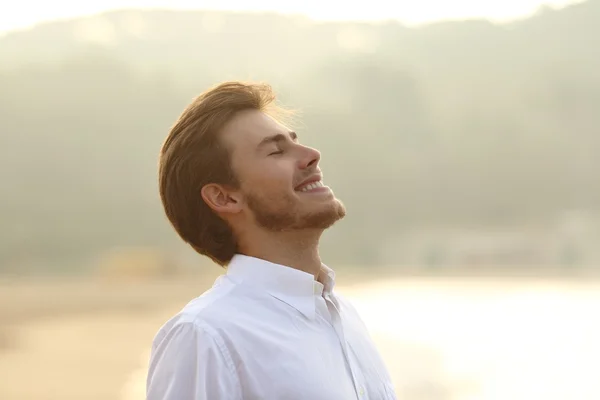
[159,81,284,266]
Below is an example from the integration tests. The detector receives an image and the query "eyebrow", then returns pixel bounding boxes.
[256,131,298,150]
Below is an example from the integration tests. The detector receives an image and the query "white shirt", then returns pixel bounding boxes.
[146,254,397,400]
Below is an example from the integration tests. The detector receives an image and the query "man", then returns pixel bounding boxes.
[146,82,396,399]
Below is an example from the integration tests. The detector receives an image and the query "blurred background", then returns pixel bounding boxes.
[1,0,600,399]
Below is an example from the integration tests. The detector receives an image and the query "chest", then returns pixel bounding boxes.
[227,305,396,400]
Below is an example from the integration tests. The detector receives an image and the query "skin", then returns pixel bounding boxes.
[201,109,346,280]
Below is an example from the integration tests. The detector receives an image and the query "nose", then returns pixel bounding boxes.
[298,145,321,170]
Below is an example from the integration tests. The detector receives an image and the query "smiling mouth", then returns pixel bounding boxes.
[295,180,327,192]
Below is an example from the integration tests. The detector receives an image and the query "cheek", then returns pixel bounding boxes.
[244,162,294,191]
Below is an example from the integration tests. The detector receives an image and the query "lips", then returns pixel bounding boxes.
[297,180,325,192]
[294,175,323,192]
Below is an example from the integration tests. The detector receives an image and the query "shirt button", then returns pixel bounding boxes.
[359,387,364,396]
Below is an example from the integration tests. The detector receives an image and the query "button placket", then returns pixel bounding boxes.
[326,297,364,399]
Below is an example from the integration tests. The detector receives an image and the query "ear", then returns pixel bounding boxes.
[201,183,243,215]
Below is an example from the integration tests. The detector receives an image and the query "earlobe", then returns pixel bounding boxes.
[201,183,242,214]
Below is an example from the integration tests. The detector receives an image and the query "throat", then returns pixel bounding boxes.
[237,230,323,278]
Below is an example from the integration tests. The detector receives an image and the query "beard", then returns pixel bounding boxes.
[245,190,346,232]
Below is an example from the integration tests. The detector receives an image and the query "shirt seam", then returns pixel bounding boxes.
[192,319,243,400]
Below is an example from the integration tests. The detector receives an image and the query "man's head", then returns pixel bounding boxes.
[159,82,345,266]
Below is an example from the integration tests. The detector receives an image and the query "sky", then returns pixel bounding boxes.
[0,0,582,34]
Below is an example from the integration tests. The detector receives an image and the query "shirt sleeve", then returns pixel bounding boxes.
[146,320,241,400]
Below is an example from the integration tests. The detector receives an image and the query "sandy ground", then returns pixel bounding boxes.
[0,275,219,400]
[2,274,600,400]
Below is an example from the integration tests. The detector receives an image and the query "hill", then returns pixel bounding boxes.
[1,1,600,271]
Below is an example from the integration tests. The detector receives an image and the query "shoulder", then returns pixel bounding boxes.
[333,291,360,315]
[148,277,248,377]
[332,291,372,332]
[151,275,258,349]
[146,280,245,400]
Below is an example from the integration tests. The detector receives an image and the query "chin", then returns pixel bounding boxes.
[310,196,343,211]
[302,199,346,229]
[332,198,347,220]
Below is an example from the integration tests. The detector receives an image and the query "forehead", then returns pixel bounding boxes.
[220,109,287,154]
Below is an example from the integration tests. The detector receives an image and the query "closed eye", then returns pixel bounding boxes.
[268,150,284,156]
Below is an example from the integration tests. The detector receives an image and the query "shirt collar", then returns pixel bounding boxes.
[225,254,336,319]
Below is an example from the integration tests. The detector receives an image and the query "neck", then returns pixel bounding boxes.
[237,228,323,279]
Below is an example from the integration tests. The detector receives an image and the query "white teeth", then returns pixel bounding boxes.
[300,181,324,192]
